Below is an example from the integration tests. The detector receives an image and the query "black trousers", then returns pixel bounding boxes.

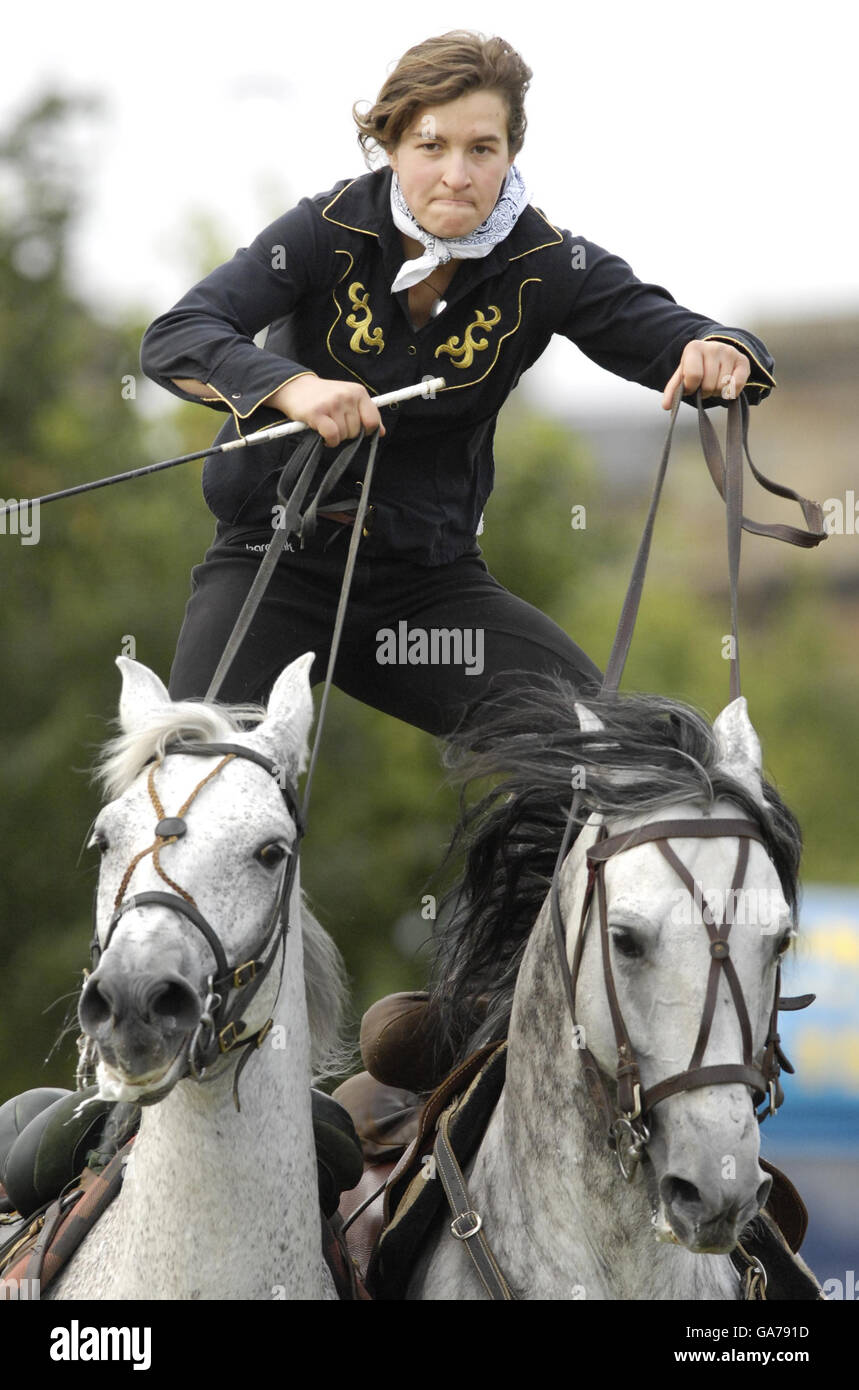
[168,520,602,737]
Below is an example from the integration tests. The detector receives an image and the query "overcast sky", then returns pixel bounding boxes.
[4,0,857,416]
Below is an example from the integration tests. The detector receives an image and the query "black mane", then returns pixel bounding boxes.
[427,677,802,1072]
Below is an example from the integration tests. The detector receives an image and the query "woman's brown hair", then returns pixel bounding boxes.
[353,31,532,164]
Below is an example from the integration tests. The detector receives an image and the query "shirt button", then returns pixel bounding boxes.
[389,402,399,410]
[231,393,242,400]
[407,345,417,356]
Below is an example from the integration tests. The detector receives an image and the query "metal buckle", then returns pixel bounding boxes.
[233,960,256,988]
[612,1116,651,1182]
[736,1240,767,1300]
[218,1021,242,1053]
[256,1018,274,1048]
[625,1082,643,1122]
[450,1210,483,1240]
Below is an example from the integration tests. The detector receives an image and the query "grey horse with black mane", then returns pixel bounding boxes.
[404,679,821,1300]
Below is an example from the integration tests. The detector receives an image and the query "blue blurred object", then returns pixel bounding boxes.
[759,883,859,1296]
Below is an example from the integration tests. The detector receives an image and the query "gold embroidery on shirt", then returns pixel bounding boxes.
[438,280,541,392]
[434,306,502,369]
[326,253,373,388]
[346,282,385,355]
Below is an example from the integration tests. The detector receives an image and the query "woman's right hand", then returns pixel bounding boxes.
[265,374,385,446]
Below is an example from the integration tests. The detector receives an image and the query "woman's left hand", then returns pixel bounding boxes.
[661,340,750,409]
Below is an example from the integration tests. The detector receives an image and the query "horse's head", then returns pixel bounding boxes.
[566,696,795,1255]
[78,654,315,1105]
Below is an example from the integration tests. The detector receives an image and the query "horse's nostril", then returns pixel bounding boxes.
[663,1176,701,1212]
[79,977,116,1032]
[79,969,200,1037]
[146,978,200,1030]
[756,1174,772,1210]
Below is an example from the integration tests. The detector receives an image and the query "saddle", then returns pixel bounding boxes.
[0,1083,365,1298]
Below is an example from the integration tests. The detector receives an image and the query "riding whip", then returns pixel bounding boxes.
[0,378,446,517]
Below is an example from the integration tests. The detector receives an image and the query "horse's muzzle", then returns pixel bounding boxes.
[79,960,201,1082]
[659,1169,772,1253]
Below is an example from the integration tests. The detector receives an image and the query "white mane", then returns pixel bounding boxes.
[95,698,266,801]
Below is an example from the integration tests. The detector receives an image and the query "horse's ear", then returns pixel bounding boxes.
[712,696,765,804]
[116,657,171,732]
[575,702,605,734]
[250,652,315,773]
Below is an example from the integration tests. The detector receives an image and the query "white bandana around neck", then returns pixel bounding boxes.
[389,164,529,294]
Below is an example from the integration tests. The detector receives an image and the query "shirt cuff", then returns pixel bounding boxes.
[197,344,317,427]
[700,331,777,405]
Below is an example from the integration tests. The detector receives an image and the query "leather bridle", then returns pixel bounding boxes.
[551,813,811,1182]
[83,740,304,1108]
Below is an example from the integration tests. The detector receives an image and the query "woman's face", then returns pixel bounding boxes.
[389,88,515,239]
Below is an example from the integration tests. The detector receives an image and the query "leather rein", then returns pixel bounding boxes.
[547,385,824,1171]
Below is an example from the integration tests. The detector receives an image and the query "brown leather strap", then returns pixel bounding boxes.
[601,386,683,695]
[596,854,642,1118]
[603,389,827,703]
[24,1191,80,1285]
[433,1107,514,1300]
[644,1063,769,1111]
[697,395,827,550]
[586,818,766,862]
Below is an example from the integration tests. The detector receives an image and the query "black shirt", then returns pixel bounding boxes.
[140,165,776,565]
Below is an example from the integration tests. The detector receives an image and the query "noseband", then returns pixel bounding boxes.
[552,815,810,1180]
[82,741,304,1107]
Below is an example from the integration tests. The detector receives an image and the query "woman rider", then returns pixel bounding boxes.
[140,30,775,731]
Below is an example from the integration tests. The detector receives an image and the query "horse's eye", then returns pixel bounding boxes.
[256,842,287,870]
[90,831,109,856]
[610,928,643,961]
[776,930,793,957]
